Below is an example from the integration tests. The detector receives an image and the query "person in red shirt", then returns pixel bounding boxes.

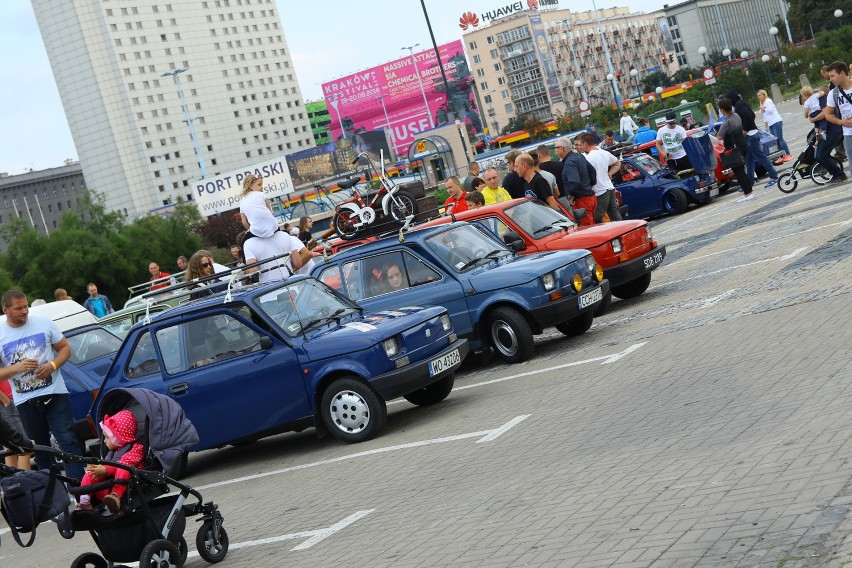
[443,176,468,214]
[148,262,175,291]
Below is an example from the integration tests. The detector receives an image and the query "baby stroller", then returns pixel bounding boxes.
[777,130,842,193]
[1,387,229,568]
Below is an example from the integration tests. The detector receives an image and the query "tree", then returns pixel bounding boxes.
[501,116,526,135]
[787,0,852,41]
[642,71,670,94]
[523,117,548,142]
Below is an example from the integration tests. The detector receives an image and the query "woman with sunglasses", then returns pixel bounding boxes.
[185,251,227,300]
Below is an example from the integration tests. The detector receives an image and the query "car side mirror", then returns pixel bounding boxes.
[503,230,525,252]
[259,336,273,350]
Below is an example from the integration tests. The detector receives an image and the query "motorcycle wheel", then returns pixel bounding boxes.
[333,209,363,241]
[388,190,418,224]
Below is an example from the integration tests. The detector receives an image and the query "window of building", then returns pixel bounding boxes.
[487,36,494,45]
[480,81,488,90]
[469,40,478,50]
[473,54,481,64]
[504,103,513,112]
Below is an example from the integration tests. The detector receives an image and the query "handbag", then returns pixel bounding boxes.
[0,466,73,547]
[720,148,744,169]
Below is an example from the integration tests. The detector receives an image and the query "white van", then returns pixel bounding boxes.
[0,299,98,332]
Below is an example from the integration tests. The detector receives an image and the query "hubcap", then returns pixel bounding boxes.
[329,390,370,433]
[491,320,518,357]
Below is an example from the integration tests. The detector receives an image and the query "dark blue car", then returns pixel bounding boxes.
[312,222,609,364]
[91,275,468,474]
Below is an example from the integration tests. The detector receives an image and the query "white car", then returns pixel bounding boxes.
[0,299,98,332]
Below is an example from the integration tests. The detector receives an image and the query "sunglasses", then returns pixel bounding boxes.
[201,262,212,269]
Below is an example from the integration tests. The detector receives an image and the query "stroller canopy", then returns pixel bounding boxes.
[97,388,199,474]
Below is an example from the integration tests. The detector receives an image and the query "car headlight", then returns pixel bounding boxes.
[585,255,595,272]
[611,238,623,254]
[382,337,400,358]
[439,313,452,332]
[542,272,556,291]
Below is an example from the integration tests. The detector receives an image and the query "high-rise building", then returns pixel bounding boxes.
[31,0,313,217]
[306,100,331,146]
[460,6,670,132]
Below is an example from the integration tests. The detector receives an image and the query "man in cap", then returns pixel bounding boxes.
[655,111,693,172]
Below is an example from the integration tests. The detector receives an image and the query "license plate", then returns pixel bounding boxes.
[578,287,603,309]
[429,349,461,377]
[709,187,719,198]
[643,250,664,270]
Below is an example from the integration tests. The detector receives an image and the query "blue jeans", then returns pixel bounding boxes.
[768,122,790,156]
[845,136,852,179]
[816,130,843,177]
[17,394,85,481]
[746,133,778,181]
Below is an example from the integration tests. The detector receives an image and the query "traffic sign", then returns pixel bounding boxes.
[485,135,491,142]
[702,67,714,80]
[578,100,590,112]
[580,110,592,117]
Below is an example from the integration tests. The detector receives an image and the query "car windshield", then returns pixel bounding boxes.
[67,328,123,365]
[504,199,576,238]
[633,153,666,175]
[255,278,360,337]
[425,224,511,273]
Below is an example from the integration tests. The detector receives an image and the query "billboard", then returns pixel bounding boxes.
[321,40,481,156]
[528,12,562,104]
[193,156,294,217]
[286,131,392,190]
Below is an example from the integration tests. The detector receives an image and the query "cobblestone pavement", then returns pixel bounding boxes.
[4,98,851,568]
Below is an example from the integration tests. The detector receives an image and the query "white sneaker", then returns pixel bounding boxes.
[736,193,755,203]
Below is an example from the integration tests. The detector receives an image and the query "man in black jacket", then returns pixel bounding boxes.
[726,90,778,187]
[554,138,596,226]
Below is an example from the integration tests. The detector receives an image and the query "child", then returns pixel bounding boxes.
[79,410,145,513]
[239,174,279,240]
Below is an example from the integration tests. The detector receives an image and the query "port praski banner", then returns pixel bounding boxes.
[321,39,481,152]
[194,156,294,217]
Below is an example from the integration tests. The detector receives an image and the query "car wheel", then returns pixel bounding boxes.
[810,162,833,185]
[487,307,535,363]
[662,188,688,214]
[403,374,455,406]
[555,311,594,337]
[611,273,652,299]
[777,172,798,194]
[333,210,363,241]
[321,377,387,443]
[389,190,418,222]
[70,552,107,568]
[139,539,181,568]
[196,521,229,564]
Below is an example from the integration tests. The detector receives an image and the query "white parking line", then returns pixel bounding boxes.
[195,416,531,490]
[477,415,530,443]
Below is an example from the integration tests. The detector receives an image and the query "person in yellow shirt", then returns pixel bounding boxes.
[479,167,512,205]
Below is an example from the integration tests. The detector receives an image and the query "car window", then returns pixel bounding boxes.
[158,313,263,373]
[402,252,441,288]
[425,224,510,273]
[504,200,573,238]
[101,316,133,339]
[67,328,122,365]
[633,154,666,175]
[126,332,160,378]
[356,251,409,299]
[621,163,643,181]
[340,261,364,300]
[317,265,343,291]
[472,217,510,240]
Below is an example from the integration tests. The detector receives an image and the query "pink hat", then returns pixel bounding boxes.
[101,410,138,447]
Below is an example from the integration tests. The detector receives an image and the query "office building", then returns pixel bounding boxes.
[306,100,331,146]
[461,6,670,131]
[31,0,313,217]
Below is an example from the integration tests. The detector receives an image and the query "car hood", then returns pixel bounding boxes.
[301,305,447,355]
[540,220,646,251]
[467,250,588,293]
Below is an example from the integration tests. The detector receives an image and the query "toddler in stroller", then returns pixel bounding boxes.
[1,387,229,568]
[776,130,840,193]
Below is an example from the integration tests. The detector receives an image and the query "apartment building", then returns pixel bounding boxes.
[31,0,313,217]
[462,6,670,132]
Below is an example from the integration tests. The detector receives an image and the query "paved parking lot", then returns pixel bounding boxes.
[4,98,852,567]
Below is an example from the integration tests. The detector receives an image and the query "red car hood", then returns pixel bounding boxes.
[540,220,647,251]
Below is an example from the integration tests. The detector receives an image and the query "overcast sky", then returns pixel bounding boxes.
[0,0,668,175]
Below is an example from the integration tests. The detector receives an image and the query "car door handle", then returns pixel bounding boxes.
[169,383,189,395]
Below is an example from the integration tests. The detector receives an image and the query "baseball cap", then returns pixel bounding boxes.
[554,138,571,149]
[665,111,677,123]
[289,227,300,236]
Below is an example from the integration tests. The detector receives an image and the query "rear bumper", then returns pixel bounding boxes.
[370,338,469,400]
[605,245,666,288]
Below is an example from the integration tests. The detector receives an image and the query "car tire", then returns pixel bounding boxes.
[611,273,652,300]
[662,188,688,214]
[403,374,455,406]
[389,190,418,223]
[555,311,594,337]
[487,307,535,363]
[777,172,798,194]
[321,377,387,443]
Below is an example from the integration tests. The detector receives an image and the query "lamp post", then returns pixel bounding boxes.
[713,4,732,61]
[655,86,663,102]
[573,79,586,101]
[769,26,790,85]
[722,48,731,61]
[698,46,708,66]
[377,94,398,160]
[402,44,435,130]
[606,73,618,105]
[455,119,471,161]
[761,54,775,85]
[161,68,207,178]
[630,68,639,97]
[836,9,844,25]
[592,0,623,109]
[741,51,757,93]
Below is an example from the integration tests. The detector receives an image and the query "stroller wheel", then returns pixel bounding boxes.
[139,539,182,568]
[810,162,834,185]
[196,521,230,563]
[777,173,797,194]
[70,552,107,568]
[177,536,189,565]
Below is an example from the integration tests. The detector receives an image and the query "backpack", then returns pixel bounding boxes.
[0,467,72,547]
[832,86,852,119]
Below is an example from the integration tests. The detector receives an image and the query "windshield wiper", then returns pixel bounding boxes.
[459,250,506,271]
[301,308,348,332]
[533,223,558,235]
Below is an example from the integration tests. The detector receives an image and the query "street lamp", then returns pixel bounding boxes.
[698,46,708,66]
[402,44,435,130]
[722,48,731,61]
[761,54,775,85]
[836,9,844,25]
[606,73,618,104]
[740,51,757,93]
[161,68,207,178]
[630,68,639,97]
[655,86,663,102]
[769,26,791,85]
[455,119,471,161]
[591,0,623,109]
[376,94,398,160]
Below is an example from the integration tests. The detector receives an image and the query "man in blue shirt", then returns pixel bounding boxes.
[632,118,657,156]
[83,283,114,318]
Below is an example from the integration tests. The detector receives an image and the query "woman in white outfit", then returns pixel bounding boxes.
[758,90,792,163]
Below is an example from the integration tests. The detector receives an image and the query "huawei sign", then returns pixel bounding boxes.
[459,11,480,30]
